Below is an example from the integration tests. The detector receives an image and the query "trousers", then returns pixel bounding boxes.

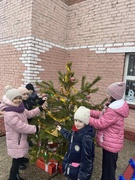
[101,148,118,180]
[9,157,24,180]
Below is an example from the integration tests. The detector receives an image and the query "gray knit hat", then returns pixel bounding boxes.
[5,88,22,101]
[74,106,90,125]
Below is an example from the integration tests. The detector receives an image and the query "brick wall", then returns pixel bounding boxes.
[0,0,68,98]
[67,0,135,46]
[68,49,125,103]
[38,47,68,88]
[0,0,33,41]
[31,0,68,47]
[0,0,135,105]
[0,43,25,97]
[61,0,86,5]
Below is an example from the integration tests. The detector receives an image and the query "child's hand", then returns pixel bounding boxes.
[42,102,48,110]
[42,94,48,101]
[56,125,61,131]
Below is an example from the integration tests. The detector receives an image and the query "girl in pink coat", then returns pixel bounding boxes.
[0,87,44,180]
[89,82,129,180]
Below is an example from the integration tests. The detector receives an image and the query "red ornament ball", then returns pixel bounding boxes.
[70,77,75,82]
[86,95,91,100]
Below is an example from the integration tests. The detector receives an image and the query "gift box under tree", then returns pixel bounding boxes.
[36,158,61,174]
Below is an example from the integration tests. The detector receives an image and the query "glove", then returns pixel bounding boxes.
[39,106,43,111]
[36,125,41,133]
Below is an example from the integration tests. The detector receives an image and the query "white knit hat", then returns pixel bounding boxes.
[6,88,22,101]
[74,106,90,125]
[18,87,29,95]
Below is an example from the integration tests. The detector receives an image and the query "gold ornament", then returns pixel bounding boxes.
[47,110,70,122]
[66,64,71,73]
[50,128,58,137]
[74,105,78,112]
[65,75,68,82]
[72,86,78,93]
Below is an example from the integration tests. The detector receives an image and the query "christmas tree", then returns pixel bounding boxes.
[29,62,106,164]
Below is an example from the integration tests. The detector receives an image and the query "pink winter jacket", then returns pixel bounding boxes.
[89,99,129,153]
[0,95,41,158]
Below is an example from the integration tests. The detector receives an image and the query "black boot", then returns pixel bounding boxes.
[16,174,25,180]
[8,174,25,180]
[19,163,26,170]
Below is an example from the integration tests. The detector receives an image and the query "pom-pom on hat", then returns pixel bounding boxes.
[18,87,29,95]
[25,83,34,91]
[74,106,90,125]
[4,85,13,93]
[107,82,126,100]
[5,88,22,101]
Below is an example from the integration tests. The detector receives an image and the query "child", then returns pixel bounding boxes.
[18,87,33,111]
[17,87,34,170]
[0,87,45,180]
[25,83,45,106]
[89,82,129,180]
[56,106,95,180]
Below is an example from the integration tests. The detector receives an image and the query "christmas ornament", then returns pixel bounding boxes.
[74,105,78,112]
[86,95,91,100]
[51,128,58,137]
[70,77,75,82]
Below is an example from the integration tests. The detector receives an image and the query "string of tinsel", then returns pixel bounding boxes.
[118,158,135,180]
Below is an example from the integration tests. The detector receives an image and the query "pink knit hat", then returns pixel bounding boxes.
[107,82,126,100]
[18,87,29,95]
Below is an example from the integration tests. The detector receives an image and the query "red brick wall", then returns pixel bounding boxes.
[38,47,68,88]
[0,0,134,104]
[31,0,68,46]
[67,0,135,46]
[61,0,86,5]
[0,0,32,41]
[0,44,25,97]
[68,49,125,103]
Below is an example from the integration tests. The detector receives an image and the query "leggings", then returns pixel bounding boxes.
[9,157,24,180]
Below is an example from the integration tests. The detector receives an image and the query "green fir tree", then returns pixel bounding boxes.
[28,62,106,164]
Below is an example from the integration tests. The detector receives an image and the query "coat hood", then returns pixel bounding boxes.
[108,99,129,118]
[78,124,95,138]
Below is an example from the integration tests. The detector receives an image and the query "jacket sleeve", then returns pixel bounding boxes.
[5,113,36,134]
[90,108,117,129]
[78,137,94,180]
[25,107,40,119]
[60,128,72,141]
[90,109,102,118]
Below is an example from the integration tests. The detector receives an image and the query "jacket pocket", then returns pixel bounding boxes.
[66,163,80,180]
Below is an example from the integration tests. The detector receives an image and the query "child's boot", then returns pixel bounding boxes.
[16,174,25,180]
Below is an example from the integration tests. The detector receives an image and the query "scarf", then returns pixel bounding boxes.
[4,102,25,113]
[72,125,78,132]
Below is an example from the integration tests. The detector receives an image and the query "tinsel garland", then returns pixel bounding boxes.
[118,158,135,180]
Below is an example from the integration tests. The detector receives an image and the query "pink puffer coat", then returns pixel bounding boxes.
[0,95,41,158]
[89,99,129,153]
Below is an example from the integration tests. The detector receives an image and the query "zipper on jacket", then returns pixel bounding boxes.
[18,133,21,145]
